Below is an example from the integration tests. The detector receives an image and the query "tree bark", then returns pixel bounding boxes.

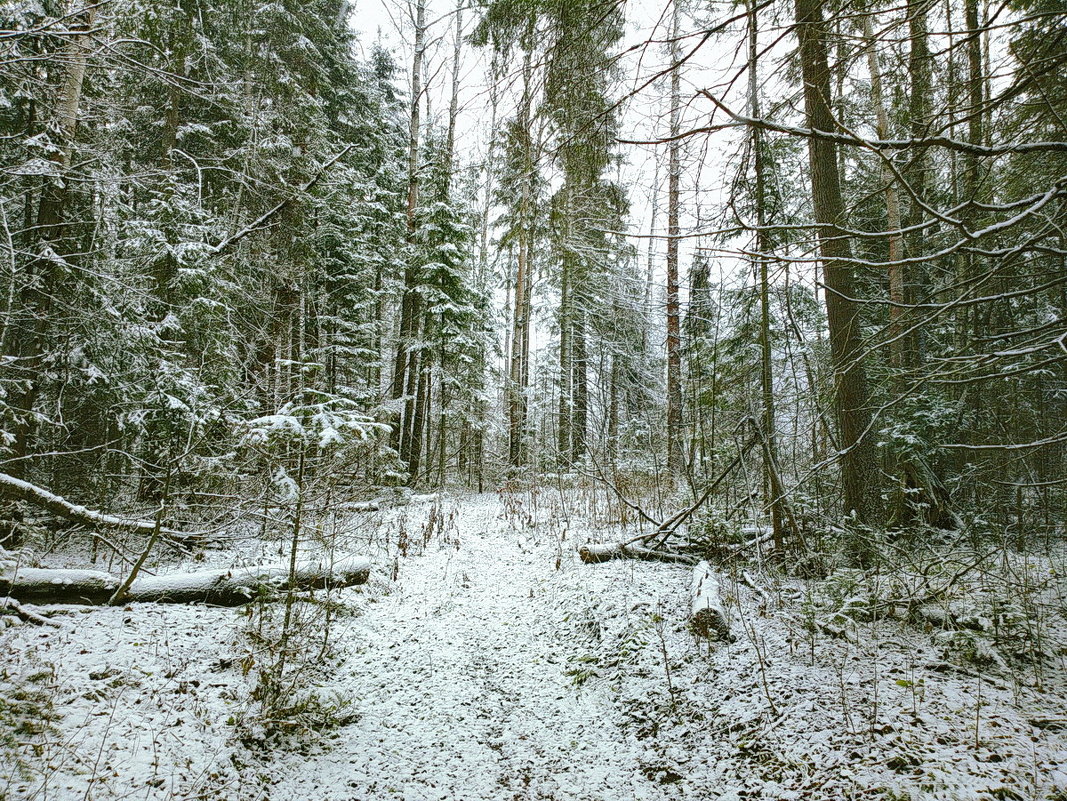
[558,256,573,466]
[862,14,905,372]
[572,308,588,463]
[749,0,788,550]
[903,0,931,367]
[0,556,371,607]
[794,0,883,528]
[391,0,427,479]
[4,5,96,546]
[665,0,685,476]
[690,560,732,640]
[508,49,535,468]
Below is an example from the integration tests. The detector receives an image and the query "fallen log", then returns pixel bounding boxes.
[1,596,66,627]
[732,526,776,554]
[340,500,381,513]
[1,567,116,605]
[0,472,204,543]
[579,542,698,566]
[0,556,371,606]
[689,561,732,641]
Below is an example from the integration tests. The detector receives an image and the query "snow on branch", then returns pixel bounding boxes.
[209,145,354,257]
[0,471,205,542]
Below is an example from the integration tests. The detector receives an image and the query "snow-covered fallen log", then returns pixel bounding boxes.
[0,567,117,605]
[0,471,204,543]
[689,561,732,641]
[1,596,66,627]
[578,542,698,565]
[731,525,775,554]
[340,500,381,513]
[0,556,370,606]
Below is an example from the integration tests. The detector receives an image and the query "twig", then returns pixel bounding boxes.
[110,462,171,605]
[741,569,773,611]
[643,434,760,552]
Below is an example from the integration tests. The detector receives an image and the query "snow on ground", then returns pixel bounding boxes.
[3,490,1067,800]
[268,492,666,801]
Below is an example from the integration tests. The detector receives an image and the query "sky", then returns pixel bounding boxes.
[344,0,753,278]
[342,0,774,373]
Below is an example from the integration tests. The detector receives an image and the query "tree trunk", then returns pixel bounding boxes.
[689,561,732,641]
[964,0,985,208]
[749,0,788,550]
[508,56,534,469]
[903,0,931,367]
[665,0,685,476]
[391,0,427,477]
[558,260,573,467]
[0,557,371,607]
[794,0,883,528]
[3,5,96,546]
[443,1,463,184]
[409,355,430,482]
[572,309,588,463]
[862,13,905,372]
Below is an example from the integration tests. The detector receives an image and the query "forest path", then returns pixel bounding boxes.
[271,493,664,801]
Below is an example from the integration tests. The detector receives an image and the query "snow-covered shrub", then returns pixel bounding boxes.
[821,568,874,623]
[234,391,388,743]
[234,579,363,750]
[933,629,1007,669]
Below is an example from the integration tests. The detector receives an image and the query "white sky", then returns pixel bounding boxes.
[346,0,755,286]
[344,0,779,378]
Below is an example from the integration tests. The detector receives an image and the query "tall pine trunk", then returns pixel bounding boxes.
[749,0,788,549]
[665,0,684,476]
[794,0,883,528]
[508,45,535,469]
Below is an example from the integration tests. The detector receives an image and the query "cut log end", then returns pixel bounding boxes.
[579,544,613,564]
[689,607,731,641]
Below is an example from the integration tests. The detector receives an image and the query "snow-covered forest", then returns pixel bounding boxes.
[1,0,1066,798]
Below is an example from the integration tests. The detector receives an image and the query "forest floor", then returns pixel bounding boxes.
[3,490,1067,800]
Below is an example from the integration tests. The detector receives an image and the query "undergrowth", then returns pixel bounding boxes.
[0,657,59,790]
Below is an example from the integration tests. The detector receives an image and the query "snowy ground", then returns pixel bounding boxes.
[3,490,1067,800]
